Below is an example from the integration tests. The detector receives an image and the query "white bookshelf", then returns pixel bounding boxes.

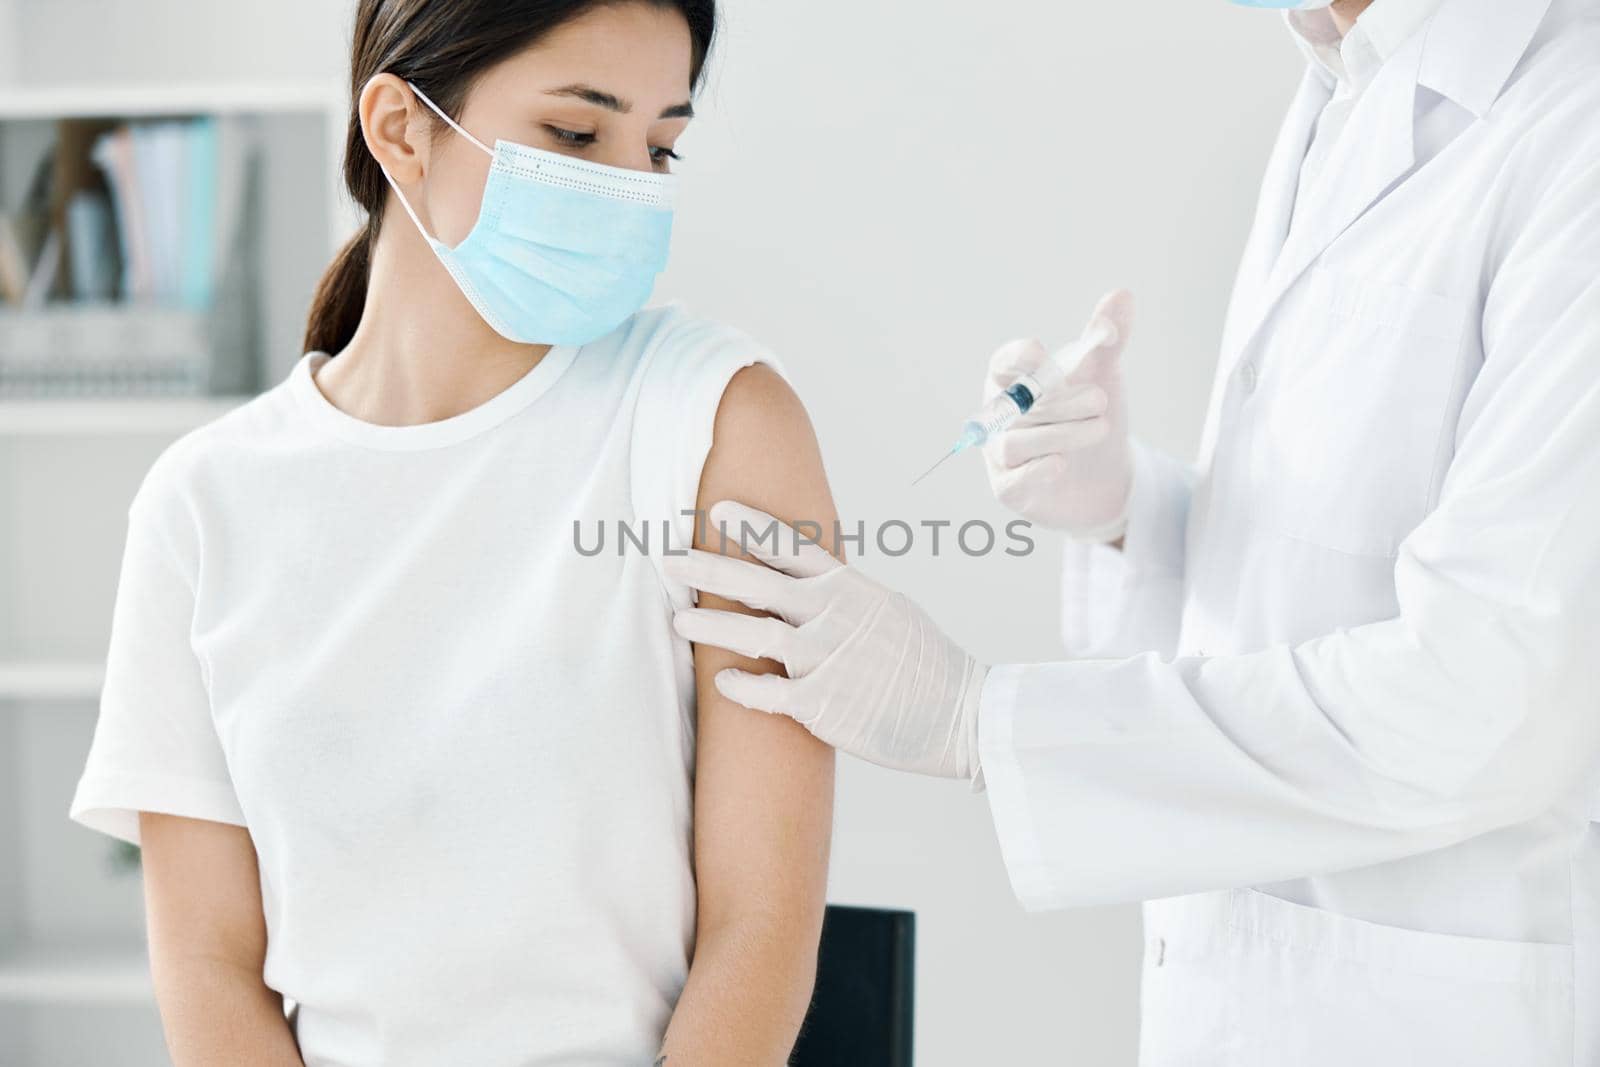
[1,75,345,1067]
[0,82,355,252]
[0,943,151,1005]
[0,396,248,436]
[0,82,344,120]
[0,1,16,92]
[0,661,104,703]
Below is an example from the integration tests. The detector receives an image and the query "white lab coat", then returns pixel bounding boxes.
[978,0,1600,1062]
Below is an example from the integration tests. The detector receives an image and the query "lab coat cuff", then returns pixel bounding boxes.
[1061,440,1192,658]
[1117,438,1192,575]
[977,663,1058,910]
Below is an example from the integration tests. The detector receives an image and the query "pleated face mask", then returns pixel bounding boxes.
[380,80,678,347]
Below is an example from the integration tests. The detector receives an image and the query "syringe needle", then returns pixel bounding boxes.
[913,315,1116,489]
[912,447,958,487]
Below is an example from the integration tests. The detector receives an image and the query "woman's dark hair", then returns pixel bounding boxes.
[303,0,716,355]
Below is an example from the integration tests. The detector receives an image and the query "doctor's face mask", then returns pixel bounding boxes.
[379,79,677,348]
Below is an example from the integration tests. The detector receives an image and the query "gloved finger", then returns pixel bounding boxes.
[662,549,800,616]
[714,668,808,723]
[984,338,1050,400]
[988,418,1111,469]
[706,500,840,579]
[673,608,800,666]
[1010,383,1108,429]
[1066,289,1136,383]
[988,453,1067,513]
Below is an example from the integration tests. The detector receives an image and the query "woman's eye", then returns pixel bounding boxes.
[545,126,596,147]
[650,146,681,166]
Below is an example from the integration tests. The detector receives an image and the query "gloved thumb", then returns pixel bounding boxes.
[714,668,798,719]
[1069,288,1135,383]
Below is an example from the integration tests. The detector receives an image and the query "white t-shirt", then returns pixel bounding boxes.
[70,303,784,1067]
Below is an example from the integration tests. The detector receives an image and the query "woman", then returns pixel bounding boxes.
[68,2,839,1064]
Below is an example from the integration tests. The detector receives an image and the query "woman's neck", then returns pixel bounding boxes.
[1330,0,1377,35]
[316,207,553,428]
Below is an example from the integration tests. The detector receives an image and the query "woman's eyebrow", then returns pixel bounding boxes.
[544,83,694,120]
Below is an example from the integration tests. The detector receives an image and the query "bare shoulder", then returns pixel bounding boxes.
[697,363,842,558]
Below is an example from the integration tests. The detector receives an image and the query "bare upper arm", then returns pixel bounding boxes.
[139,812,268,972]
[689,363,837,932]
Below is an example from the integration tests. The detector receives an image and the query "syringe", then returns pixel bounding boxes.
[913,317,1120,485]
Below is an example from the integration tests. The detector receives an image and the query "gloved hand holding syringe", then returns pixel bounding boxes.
[914,299,1123,485]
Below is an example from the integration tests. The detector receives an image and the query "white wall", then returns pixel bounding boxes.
[660,6,1300,1061]
[12,0,349,86]
[14,1,1304,1061]
[0,0,18,88]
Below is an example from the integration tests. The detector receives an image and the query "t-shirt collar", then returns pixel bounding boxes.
[289,346,580,451]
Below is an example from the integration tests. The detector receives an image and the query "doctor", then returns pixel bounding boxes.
[666,0,1600,1061]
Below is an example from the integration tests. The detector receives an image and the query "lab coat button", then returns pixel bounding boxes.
[1154,937,1166,967]
[1239,362,1258,394]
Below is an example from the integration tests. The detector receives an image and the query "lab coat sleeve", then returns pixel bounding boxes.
[981,152,1600,912]
[1059,440,1195,660]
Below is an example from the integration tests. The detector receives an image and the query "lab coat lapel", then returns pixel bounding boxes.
[1268,34,1423,294]
[1201,67,1330,467]
[1221,67,1332,360]
[1418,0,1554,120]
[1216,35,1425,391]
[1217,0,1554,382]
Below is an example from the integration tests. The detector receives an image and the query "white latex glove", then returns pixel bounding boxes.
[984,289,1137,542]
[664,501,988,780]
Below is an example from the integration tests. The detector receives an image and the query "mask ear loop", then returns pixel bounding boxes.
[404,80,495,158]
[368,77,495,244]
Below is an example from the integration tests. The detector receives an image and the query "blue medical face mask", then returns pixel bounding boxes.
[380,80,677,347]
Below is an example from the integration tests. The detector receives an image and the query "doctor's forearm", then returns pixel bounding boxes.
[984,623,1593,912]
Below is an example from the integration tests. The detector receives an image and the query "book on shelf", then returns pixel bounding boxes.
[0,112,262,396]
[91,115,254,308]
[65,189,118,301]
[0,215,27,302]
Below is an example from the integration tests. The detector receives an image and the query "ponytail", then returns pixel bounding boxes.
[302,219,376,356]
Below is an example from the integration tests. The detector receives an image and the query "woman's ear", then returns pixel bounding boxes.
[359,73,429,184]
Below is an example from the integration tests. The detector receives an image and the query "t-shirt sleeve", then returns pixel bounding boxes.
[629,306,791,612]
[69,457,245,847]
